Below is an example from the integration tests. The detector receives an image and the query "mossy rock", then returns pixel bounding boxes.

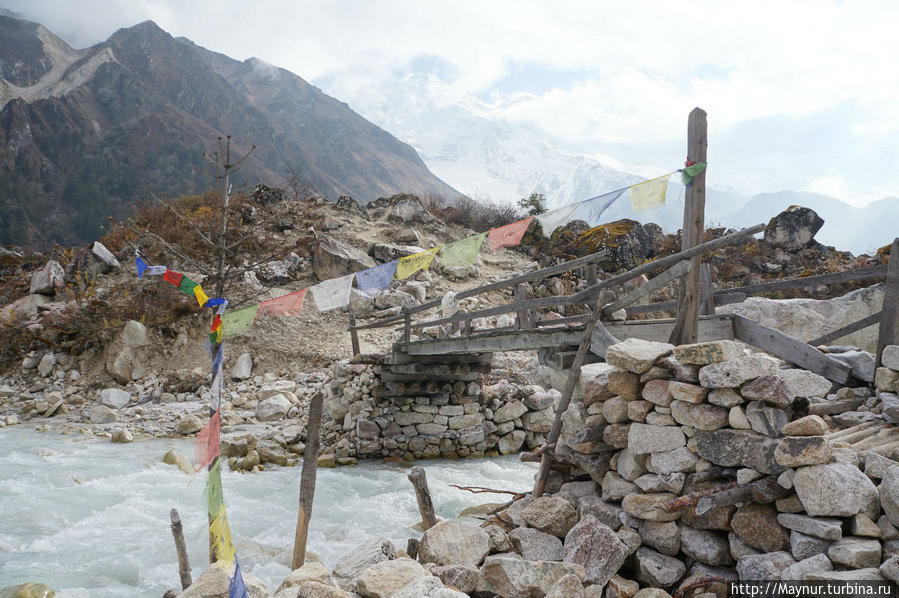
[0,583,55,598]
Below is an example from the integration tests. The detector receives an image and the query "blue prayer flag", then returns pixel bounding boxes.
[212,344,224,376]
[229,557,248,598]
[136,256,148,279]
[205,298,226,307]
[573,188,627,225]
[355,260,398,292]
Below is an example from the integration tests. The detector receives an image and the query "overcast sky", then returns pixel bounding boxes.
[4,0,898,206]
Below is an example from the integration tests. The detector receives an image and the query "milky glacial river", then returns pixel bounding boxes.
[0,427,538,597]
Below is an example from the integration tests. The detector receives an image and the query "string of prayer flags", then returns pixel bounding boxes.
[163,269,184,287]
[209,504,237,564]
[136,256,148,279]
[212,343,224,376]
[205,297,227,308]
[309,274,355,311]
[205,459,224,518]
[630,174,671,211]
[229,558,249,598]
[178,276,198,296]
[210,370,223,411]
[355,260,397,293]
[536,204,581,236]
[258,288,307,317]
[488,216,534,251]
[221,304,259,338]
[396,247,439,280]
[681,161,707,185]
[439,233,486,266]
[145,265,167,276]
[572,188,627,224]
[195,409,221,471]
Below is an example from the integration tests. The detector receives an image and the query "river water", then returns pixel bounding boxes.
[0,426,538,597]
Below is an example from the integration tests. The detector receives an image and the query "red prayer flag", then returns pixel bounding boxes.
[211,314,222,332]
[163,269,184,287]
[258,288,307,317]
[488,217,534,251]
[194,410,221,471]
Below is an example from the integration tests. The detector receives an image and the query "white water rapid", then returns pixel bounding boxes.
[0,427,538,597]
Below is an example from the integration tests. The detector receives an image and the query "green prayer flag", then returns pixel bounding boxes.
[221,304,259,338]
[205,459,224,518]
[681,162,707,185]
[178,275,198,296]
[440,233,486,266]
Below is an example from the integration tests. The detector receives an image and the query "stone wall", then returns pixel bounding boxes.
[320,355,561,461]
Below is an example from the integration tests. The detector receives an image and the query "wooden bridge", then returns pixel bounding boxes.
[349,109,899,386]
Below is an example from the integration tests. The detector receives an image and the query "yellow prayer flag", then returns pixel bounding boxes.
[194,284,210,307]
[209,504,236,564]
[630,174,671,211]
[396,247,438,280]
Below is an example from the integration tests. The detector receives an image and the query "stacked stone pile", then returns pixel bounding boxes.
[877,345,899,423]
[464,338,899,596]
[320,356,562,461]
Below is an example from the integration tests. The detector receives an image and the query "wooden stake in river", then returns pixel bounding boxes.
[169,508,192,590]
[292,389,324,569]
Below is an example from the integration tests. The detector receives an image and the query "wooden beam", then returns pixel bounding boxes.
[731,314,852,383]
[877,239,899,367]
[292,390,324,569]
[401,328,587,355]
[407,467,439,530]
[808,311,883,347]
[670,107,707,345]
[601,260,690,317]
[700,264,714,315]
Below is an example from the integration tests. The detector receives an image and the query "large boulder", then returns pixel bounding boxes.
[510,527,564,562]
[763,206,824,251]
[256,395,292,421]
[276,562,332,593]
[355,558,427,598]
[335,195,369,220]
[697,354,779,388]
[520,496,579,538]
[605,339,674,374]
[312,235,376,281]
[794,463,880,518]
[0,293,50,321]
[386,196,435,224]
[104,320,149,384]
[419,521,490,567]
[175,561,270,598]
[30,260,65,295]
[694,429,783,475]
[562,516,628,587]
[578,219,654,271]
[100,388,131,409]
[332,538,396,592]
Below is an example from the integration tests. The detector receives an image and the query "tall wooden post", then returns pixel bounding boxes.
[670,107,708,345]
[876,238,899,367]
[407,466,439,530]
[292,390,324,569]
[348,312,361,357]
[170,508,192,590]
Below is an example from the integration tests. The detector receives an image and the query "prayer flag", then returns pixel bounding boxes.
[536,204,580,236]
[229,557,249,598]
[205,459,224,518]
[488,217,533,250]
[211,314,222,332]
[355,261,398,292]
[194,409,221,471]
[572,188,627,224]
[205,298,226,308]
[209,328,223,344]
[212,344,224,376]
[309,274,355,311]
[136,256,148,279]
[210,370,223,411]
[258,288,307,317]
[396,247,439,280]
[440,233,486,266]
[194,285,210,307]
[209,505,236,564]
[221,304,259,338]
[681,162,707,185]
[630,174,671,211]
[179,276,198,296]
[145,265,167,276]
[163,269,184,287]
[215,300,229,316]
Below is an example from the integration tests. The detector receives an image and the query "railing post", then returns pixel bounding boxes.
[876,238,899,367]
[515,283,529,330]
[403,313,411,344]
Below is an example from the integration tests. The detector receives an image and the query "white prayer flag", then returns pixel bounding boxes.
[309,274,354,312]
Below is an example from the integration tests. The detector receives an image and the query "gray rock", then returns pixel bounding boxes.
[419,520,490,567]
[708,388,743,408]
[627,423,685,455]
[546,573,584,598]
[779,554,833,581]
[175,561,269,598]
[880,555,899,583]
[669,400,729,430]
[881,465,899,526]
[776,369,832,398]
[736,552,796,581]
[730,504,789,553]
[680,526,733,566]
[478,556,586,598]
[635,473,686,494]
[36,353,55,377]
[602,471,637,502]
[256,395,292,421]
[430,565,479,594]
[790,531,831,561]
[744,401,788,437]
[777,514,843,541]
[521,496,579,538]
[91,241,121,268]
[883,346,899,370]
[557,481,598,509]
[605,338,674,374]
[276,562,331,593]
[694,429,783,475]
[562,516,627,586]
[105,320,149,384]
[741,375,793,408]
[174,414,203,435]
[577,496,624,530]
[110,427,133,443]
[830,350,876,382]
[774,437,832,467]
[805,569,885,581]
[231,352,253,380]
[1,293,49,321]
[498,430,527,455]
[387,197,435,224]
[782,415,829,436]
[649,447,698,474]
[672,340,743,365]
[763,206,824,250]
[100,388,131,409]
[332,538,396,591]
[484,524,513,553]
[634,547,686,588]
[510,527,564,562]
[828,537,882,569]
[640,520,681,556]
[698,354,779,388]
[89,405,117,423]
[622,493,680,522]
[30,260,65,295]
[793,463,880,517]
[312,235,376,281]
[355,558,426,598]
